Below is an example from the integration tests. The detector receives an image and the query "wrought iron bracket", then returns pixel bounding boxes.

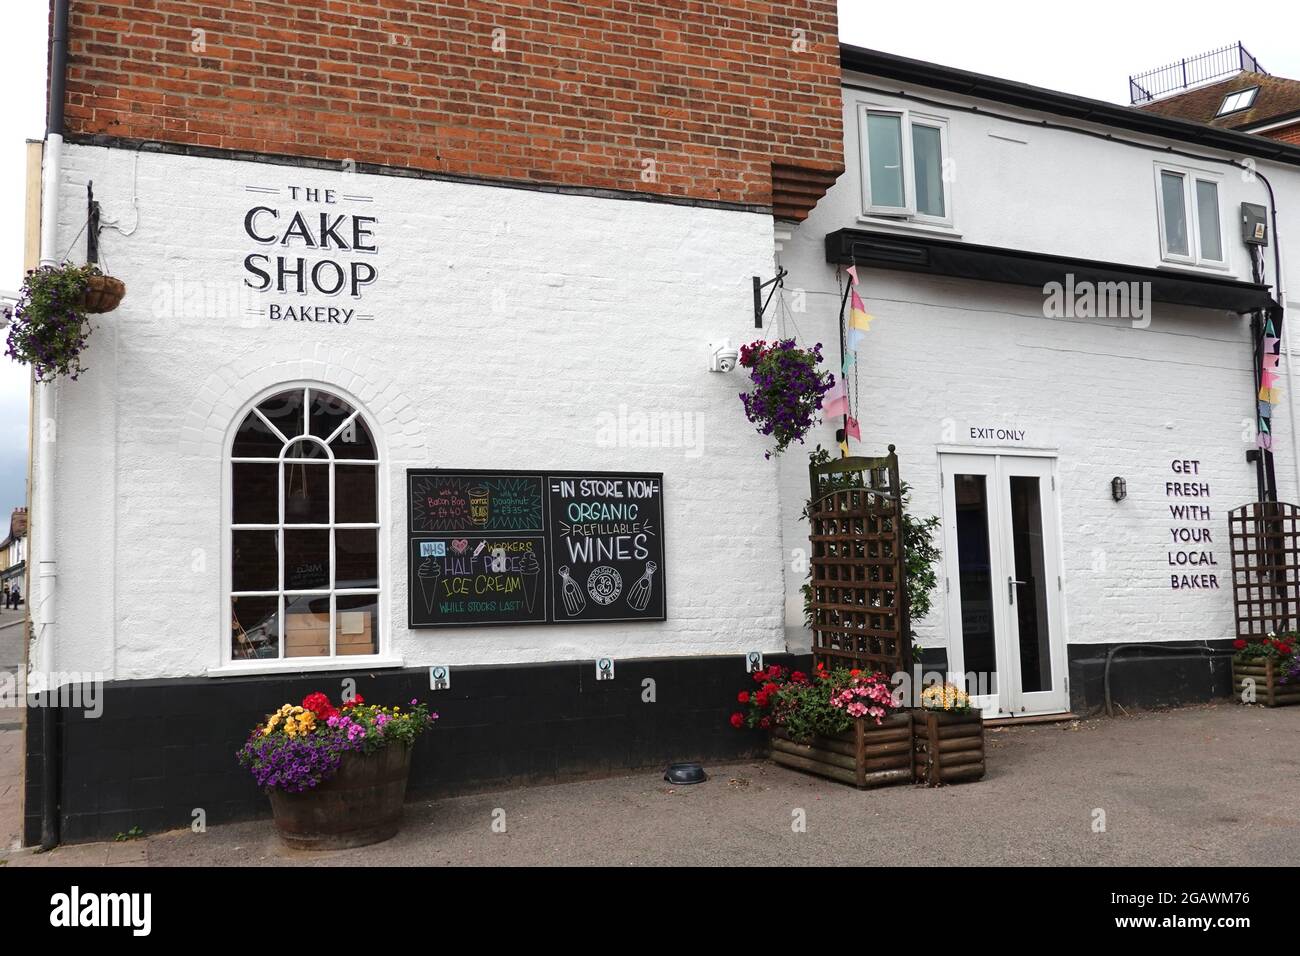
[752,267,787,329]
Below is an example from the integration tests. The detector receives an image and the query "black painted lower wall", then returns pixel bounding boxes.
[23,641,1238,845]
[24,653,807,846]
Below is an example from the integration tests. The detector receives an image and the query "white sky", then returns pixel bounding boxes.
[1,0,1298,518]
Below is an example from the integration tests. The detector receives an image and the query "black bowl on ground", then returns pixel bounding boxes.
[663,762,708,785]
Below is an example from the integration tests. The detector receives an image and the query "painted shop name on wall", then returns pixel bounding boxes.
[1165,458,1218,590]
[241,184,378,324]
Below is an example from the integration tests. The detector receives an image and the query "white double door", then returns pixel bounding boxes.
[939,453,1068,718]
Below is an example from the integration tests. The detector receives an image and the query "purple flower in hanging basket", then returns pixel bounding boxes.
[738,338,836,458]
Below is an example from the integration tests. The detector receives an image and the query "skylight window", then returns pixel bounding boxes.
[1217,87,1259,115]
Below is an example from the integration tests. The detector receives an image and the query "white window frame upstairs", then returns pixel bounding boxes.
[1154,163,1228,271]
[858,103,953,227]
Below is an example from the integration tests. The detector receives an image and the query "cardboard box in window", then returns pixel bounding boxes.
[335,610,375,655]
[285,609,329,657]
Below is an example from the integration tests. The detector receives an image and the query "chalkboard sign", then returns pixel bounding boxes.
[407,469,665,628]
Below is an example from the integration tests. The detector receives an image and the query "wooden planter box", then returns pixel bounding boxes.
[913,709,985,786]
[267,742,413,850]
[1232,658,1300,707]
[769,712,913,789]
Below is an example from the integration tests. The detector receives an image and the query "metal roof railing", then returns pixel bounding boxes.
[1129,42,1266,105]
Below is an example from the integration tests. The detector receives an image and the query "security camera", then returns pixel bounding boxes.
[708,341,739,373]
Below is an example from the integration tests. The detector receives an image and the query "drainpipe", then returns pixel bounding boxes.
[36,0,69,850]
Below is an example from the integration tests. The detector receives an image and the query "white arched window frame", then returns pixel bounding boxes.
[219,383,394,672]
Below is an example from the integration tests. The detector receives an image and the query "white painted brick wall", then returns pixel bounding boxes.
[37,144,784,680]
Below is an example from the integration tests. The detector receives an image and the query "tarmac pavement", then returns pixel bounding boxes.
[4,699,1296,867]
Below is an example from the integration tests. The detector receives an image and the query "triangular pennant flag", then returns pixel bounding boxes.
[846,265,859,286]
[1258,432,1274,451]
[850,289,867,313]
[1260,417,1271,434]
[847,328,867,349]
[1265,336,1280,353]
[824,380,845,405]
[842,351,856,372]
[1262,370,1280,389]
[823,396,849,417]
[844,416,861,440]
[838,439,850,458]
[1262,353,1280,370]
[1266,318,1277,337]
[1260,386,1283,404]
[1259,399,1274,417]
[849,310,873,331]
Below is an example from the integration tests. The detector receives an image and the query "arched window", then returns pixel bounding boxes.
[228,386,380,662]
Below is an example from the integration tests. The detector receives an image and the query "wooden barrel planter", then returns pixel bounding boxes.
[769,712,913,789]
[268,743,413,850]
[1232,658,1300,707]
[913,709,985,786]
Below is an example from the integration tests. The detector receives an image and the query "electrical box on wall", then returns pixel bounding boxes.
[1241,203,1268,246]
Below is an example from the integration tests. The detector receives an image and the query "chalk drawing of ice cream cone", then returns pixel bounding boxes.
[558,565,585,616]
[627,561,657,612]
[520,550,541,614]
[418,556,443,615]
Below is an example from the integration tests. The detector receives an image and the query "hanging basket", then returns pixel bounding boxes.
[81,274,126,314]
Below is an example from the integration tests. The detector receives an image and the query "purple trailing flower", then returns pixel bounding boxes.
[1282,656,1300,685]
[237,724,361,793]
[4,264,100,382]
[738,338,836,458]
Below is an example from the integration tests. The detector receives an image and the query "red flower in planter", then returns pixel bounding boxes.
[753,671,768,684]
[791,671,808,684]
[737,691,750,704]
[759,717,771,729]
[1234,640,1247,649]
[754,691,770,708]
[302,692,338,720]
[341,693,365,709]
[729,712,745,729]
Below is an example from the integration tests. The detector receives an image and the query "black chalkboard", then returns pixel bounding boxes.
[407,470,665,628]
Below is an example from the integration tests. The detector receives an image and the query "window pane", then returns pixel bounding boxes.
[335,595,378,656]
[283,462,329,524]
[1160,171,1189,256]
[1196,180,1222,262]
[955,474,997,694]
[285,439,327,460]
[912,124,945,218]
[867,113,906,208]
[284,530,330,590]
[329,415,376,460]
[335,465,377,523]
[232,530,278,592]
[231,412,283,458]
[232,463,278,524]
[309,390,355,440]
[257,389,305,440]
[284,594,330,658]
[232,596,279,660]
[335,529,378,589]
[1009,476,1053,694]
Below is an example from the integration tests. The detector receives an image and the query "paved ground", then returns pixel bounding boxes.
[0,606,25,853]
[4,699,1297,867]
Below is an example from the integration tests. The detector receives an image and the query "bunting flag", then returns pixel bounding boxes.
[1265,336,1280,353]
[1258,432,1274,451]
[1260,416,1272,435]
[1262,352,1281,371]
[839,439,850,458]
[1260,399,1274,417]
[823,396,849,417]
[1260,385,1282,404]
[824,380,845,405]
[846,265,859,286]
[1266,317,1278,337]
[849,290,873,331]
[842,351,856,372]
[1261,370,1280,389]
[847,328,867,350]
[844,416,861,440]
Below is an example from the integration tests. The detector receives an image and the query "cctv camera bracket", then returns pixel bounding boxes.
[752,267,787,329]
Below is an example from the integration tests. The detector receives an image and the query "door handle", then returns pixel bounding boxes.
[1008,576,1026,604]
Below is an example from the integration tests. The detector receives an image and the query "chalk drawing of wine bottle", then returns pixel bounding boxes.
[559,565,585,616]
[626,561,657,612]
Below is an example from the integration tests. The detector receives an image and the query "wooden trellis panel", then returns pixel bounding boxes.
[1229,501,1300,638]
[807,446,911,675]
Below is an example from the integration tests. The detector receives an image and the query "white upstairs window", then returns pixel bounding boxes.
[859,105,951,225]
[1155,164,1225,268]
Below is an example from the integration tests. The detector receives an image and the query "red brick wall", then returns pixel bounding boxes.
[1262,121,1300,146]
[64,0,844,211]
